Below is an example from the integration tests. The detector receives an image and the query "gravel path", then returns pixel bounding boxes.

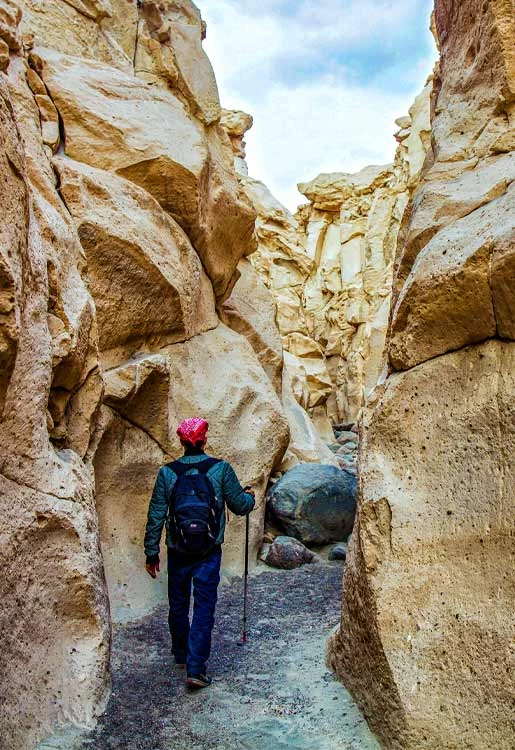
[53,563,379,750]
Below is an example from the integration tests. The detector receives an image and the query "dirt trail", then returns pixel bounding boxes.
[42,563,379,750]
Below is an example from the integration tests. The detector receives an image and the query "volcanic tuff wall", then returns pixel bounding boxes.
[328,1,515,748]
[0,1,334,747]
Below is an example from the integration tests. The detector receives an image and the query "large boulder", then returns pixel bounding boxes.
[268,463,356,545]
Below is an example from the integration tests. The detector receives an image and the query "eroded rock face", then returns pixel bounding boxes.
[0,37,110,750]
[294,85,431,425]
[221,93,431,428]
[330,2,515,748]
[0,2,317,747]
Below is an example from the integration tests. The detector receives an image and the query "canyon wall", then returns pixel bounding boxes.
[295,90,430,426]
[223,93,431,431]
[0,2,331,747]
[328,1,515,748]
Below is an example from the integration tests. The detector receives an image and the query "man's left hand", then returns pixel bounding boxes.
[145,555,160,578]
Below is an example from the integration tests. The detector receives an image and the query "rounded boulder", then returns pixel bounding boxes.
[267,464,356,545]
[264,536,316,570]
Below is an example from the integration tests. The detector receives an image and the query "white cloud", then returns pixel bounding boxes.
[198,0,436,209]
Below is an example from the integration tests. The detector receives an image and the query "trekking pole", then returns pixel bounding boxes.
[242,512,250,643]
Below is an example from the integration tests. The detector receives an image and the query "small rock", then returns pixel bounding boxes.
[336,443,357,456]
[329,543,347,561]
[265,536,316,570]
[336,430,357,445]
[259,543,271,562]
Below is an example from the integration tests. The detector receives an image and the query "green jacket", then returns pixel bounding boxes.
[144,452,255,558]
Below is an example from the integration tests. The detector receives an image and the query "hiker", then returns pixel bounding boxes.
[144,417,255,689]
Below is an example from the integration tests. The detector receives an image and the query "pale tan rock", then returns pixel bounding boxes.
[298,165,393,211]
[221,101,433,426]
[0,71,110,750]
[330,341,515,749]
[53,156,218,367]
[225,159,332,422]
[0,36,8,70]
[283,350,333,410]
[0,77,23,414]
[18,0,137,69]
[432,0,515,162]
[224,88,431,429]
[8,59,105,458]
[294,84,431,424]
[387,1,515,370]
[0,0,21,71]
[389,185,513,370]
[279,368,338,472]
[395,152,515,295]
[162,324,290,575]
[332,1,515,746]
[402,82,432,185]
[220,108,253,161]
[103,353,171,451]
[218,258,283,395]
[63,0,113,21]
[218,125,342,464]
[34,92,60,150]
[1,6,299,749]
[93,406,170,621]
[95,324,290,616]
[135,0,221,124]
[33,47,256,299]
[0,0,21,53]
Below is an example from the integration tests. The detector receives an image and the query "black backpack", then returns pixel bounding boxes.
[167,458,221,558]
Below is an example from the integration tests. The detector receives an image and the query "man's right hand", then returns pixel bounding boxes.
[145,555,160,578]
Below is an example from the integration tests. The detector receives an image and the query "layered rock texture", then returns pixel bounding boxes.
[223,93,431,429]
[328,2,515,748]
[0,2,332,747]
[295,93,430,425]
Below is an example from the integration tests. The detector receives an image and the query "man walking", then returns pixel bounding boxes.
[144,417,255,688]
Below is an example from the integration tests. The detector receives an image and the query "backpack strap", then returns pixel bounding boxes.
[166,460,190,477]
[166,457,220,476]
[194,457,220,474]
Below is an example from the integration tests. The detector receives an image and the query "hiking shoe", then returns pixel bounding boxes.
[186,673,212,689]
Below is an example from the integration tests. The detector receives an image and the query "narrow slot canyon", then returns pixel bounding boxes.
[1,1,514,749]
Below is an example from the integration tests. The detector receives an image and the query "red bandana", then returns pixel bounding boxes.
[176,417,209,445]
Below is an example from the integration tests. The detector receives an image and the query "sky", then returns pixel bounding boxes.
[199,0,437,210]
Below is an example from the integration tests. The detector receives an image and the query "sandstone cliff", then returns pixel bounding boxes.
[0,2,333,747]
[328,2,515,748]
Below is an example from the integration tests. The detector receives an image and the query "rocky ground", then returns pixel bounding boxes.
[41,562,378,750]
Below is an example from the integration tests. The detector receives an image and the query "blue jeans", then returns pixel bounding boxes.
[167,546,222,675]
